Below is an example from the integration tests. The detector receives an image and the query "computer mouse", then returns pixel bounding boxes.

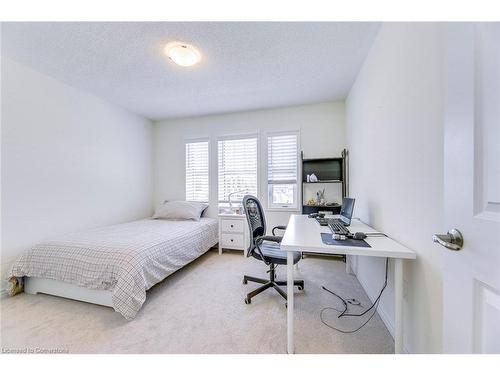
[353,232,367,240]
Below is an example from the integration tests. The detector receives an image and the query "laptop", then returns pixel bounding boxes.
[323,197,355,234]
[315,197,355,227]
[332,197,356,226]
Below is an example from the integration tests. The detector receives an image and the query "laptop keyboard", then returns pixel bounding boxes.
[315,217,350,235]
[327,219,349,235]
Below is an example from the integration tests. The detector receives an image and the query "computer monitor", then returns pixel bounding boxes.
[339,197,355,226]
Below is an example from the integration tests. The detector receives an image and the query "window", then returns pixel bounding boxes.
[267,132,299,209]
[218,136,258,211]
[185,140,209,202]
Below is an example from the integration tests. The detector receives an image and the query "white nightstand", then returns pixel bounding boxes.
[218,214,249,256]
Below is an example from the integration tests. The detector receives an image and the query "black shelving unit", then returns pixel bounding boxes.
[301,149,349,261]
[301,149,348,215]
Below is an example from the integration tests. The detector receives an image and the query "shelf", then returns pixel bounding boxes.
[303,180,342,184]
[302,204,340,208]
[302,157,343,162]
[300,149,347,215]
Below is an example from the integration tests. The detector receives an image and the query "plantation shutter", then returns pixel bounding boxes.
[218,136,258,204]
[185,141,209,202]
[267,133,298,185]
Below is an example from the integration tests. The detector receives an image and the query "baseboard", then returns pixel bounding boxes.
[356,271,410,354]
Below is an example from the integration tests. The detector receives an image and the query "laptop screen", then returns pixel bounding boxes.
[339,198,355,225]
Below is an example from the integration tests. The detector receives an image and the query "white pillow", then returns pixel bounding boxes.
[153,201,208,221]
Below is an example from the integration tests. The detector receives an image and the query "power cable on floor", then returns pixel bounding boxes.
[320,257,389,333]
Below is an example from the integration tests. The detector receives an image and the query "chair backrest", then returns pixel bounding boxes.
[242,195,266,258]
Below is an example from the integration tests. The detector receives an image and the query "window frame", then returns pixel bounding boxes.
[265,130,301,211]
[184,137,210,203]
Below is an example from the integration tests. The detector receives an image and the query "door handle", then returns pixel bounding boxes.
[433,229,463,251]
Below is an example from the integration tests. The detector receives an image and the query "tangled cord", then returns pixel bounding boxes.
[320,258,389,333]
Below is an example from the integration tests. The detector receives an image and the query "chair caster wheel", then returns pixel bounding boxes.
[243,278,247,285]
[285,303,287,309]
[245,298,251,304]
[298,286,303,291]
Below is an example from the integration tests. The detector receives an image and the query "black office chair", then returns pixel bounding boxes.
[242,195,304,305]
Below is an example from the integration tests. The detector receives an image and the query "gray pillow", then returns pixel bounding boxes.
[153,201,209,221]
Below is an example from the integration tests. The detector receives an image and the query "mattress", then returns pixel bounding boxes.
[9,217,219,319]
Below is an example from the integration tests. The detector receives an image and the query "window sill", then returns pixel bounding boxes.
[266,207,301,213]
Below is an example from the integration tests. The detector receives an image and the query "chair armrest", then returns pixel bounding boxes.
[256,235,282,245]
[272,225,287,236]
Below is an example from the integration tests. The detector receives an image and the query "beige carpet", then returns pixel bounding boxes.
[0,250,394,354]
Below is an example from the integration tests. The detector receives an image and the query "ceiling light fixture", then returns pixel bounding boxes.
[164,42,201,67]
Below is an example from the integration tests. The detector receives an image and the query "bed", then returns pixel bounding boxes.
[9,217,218,319]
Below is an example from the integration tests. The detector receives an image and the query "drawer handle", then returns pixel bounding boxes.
[230,239,234,242]
[230,224,234,228]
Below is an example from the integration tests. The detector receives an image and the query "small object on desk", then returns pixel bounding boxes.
[320,233,371,248]
[318,210,333,216]
[309,173,318,182]
[306,174,310,182]
[351,232,367,240]
[316,217,328,226]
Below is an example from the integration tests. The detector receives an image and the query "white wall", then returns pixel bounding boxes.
[154,101,345,230]
[1,57,154,286]
[346,23,444,353]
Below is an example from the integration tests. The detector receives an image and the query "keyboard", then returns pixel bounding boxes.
[327,219,349,235]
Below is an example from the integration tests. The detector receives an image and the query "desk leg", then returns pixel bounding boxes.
[394,258,404,354]
[287,251,294,354]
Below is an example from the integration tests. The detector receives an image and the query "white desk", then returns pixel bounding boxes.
[280,215,416,354]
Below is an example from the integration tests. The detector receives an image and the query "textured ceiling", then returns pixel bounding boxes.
[1,22,380,120]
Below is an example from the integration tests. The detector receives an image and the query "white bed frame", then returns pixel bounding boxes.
[24,277,113,307]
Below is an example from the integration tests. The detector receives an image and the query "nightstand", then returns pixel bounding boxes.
[218,214,249,256]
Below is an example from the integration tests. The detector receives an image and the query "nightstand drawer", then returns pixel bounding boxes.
[220,233,245,249]
[221,219,245,233]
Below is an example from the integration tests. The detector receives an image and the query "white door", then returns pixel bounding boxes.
[440,23,500,353]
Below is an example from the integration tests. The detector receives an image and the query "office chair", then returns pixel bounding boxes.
[242,195,304,306]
